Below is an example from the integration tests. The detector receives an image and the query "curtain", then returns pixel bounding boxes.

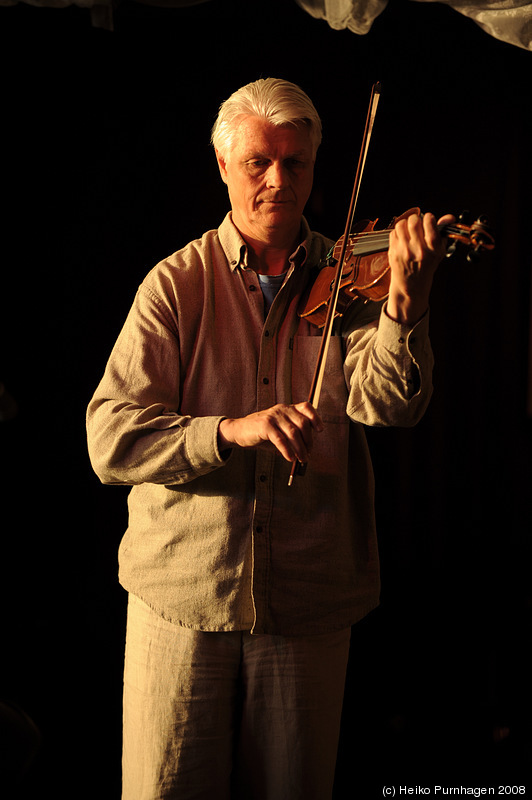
[296,0,532,49]
[1,0,530,48]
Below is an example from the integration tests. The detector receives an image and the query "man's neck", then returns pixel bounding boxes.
[233,218,301,275]
[248,243,292,275]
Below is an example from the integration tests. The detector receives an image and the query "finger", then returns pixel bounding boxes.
[394,215,413,241]
[423,212,456,249]
[410,213,429,257]
[437,213,456,227]
[398,212,423,244]
[391,218,413,263]
[394,207,421,224]
[293,401,324,432]
[282,406,317,463]
[269,415,312,463]
[408,212,423,233]
[273,403,324,463]
[422,212,439,251]
[268,426,303,463]
[424,212,458,261]
[393,214,424,266]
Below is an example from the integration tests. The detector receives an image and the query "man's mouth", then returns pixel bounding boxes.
[259,197,291,205]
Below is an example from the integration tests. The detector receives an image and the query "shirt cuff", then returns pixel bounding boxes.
[184,415,231,475]
[378,304,430,358]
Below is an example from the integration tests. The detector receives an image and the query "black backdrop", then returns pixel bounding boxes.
[1,0,531,796]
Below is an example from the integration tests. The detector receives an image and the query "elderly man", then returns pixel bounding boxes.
[87,78,452,799]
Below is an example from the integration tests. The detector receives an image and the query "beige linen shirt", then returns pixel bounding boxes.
[87,213,433,636]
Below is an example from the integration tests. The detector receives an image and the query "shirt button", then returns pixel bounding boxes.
[262,377,269,385]
[259,474,267,482]
[249,284,257,292]
[398,337,405,344]
[256,525,263,533]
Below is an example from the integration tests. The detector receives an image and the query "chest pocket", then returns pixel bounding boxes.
[291,335,348,424]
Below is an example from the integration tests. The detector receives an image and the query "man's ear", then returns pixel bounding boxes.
[215,149,228,184]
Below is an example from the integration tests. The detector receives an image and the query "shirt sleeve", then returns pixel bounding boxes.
[343,302,434,427]
[86,283,228,486]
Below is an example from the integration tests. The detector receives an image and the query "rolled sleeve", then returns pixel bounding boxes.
[344,305,434,427]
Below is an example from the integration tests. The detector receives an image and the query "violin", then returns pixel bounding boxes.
[288,81,495,486]
[299,209,495,328]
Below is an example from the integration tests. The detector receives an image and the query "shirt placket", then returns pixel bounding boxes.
[234,242,307,634]
[249,293,279,633]
[247,254,307,634]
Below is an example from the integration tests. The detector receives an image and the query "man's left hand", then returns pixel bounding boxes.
[386,210,455,325]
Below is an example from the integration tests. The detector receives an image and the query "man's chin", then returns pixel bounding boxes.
[259,206,298,226]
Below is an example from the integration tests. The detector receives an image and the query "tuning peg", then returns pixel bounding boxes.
[445,241,458,259]
[467,245,482,263]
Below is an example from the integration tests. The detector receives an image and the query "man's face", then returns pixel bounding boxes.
[216,115,315,246]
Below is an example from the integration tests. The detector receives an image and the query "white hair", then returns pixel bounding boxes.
[211,78,322,161]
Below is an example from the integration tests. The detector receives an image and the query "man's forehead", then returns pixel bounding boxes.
[233,117,312,155]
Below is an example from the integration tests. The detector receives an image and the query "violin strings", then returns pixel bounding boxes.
[349,231,390,241]
[350,223,463,240]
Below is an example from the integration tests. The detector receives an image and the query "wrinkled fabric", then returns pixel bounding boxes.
[87,213,434,636]
[296,0,388,33]
[122,594,351,800]
[2,0,530,46]
[295,0,532,48]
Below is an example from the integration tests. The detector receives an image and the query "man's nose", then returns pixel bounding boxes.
[266,161,289,189]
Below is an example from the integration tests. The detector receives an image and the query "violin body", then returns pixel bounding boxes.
[299,210,495,329]
[300,218,394,328]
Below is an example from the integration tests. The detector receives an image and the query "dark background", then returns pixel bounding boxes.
[0,0,531,796]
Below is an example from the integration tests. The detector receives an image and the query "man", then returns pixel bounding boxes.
[87,78,452,799]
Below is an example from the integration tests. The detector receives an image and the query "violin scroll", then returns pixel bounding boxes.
[445,211,495,263]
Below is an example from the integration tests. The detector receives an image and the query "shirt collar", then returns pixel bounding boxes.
[218,212,312,272]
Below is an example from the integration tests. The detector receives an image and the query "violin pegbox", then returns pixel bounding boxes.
[444,210,495,263]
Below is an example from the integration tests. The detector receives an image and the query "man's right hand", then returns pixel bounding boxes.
[218,402,323,464]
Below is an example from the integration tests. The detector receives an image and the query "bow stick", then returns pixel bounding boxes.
[288,81,382,486]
